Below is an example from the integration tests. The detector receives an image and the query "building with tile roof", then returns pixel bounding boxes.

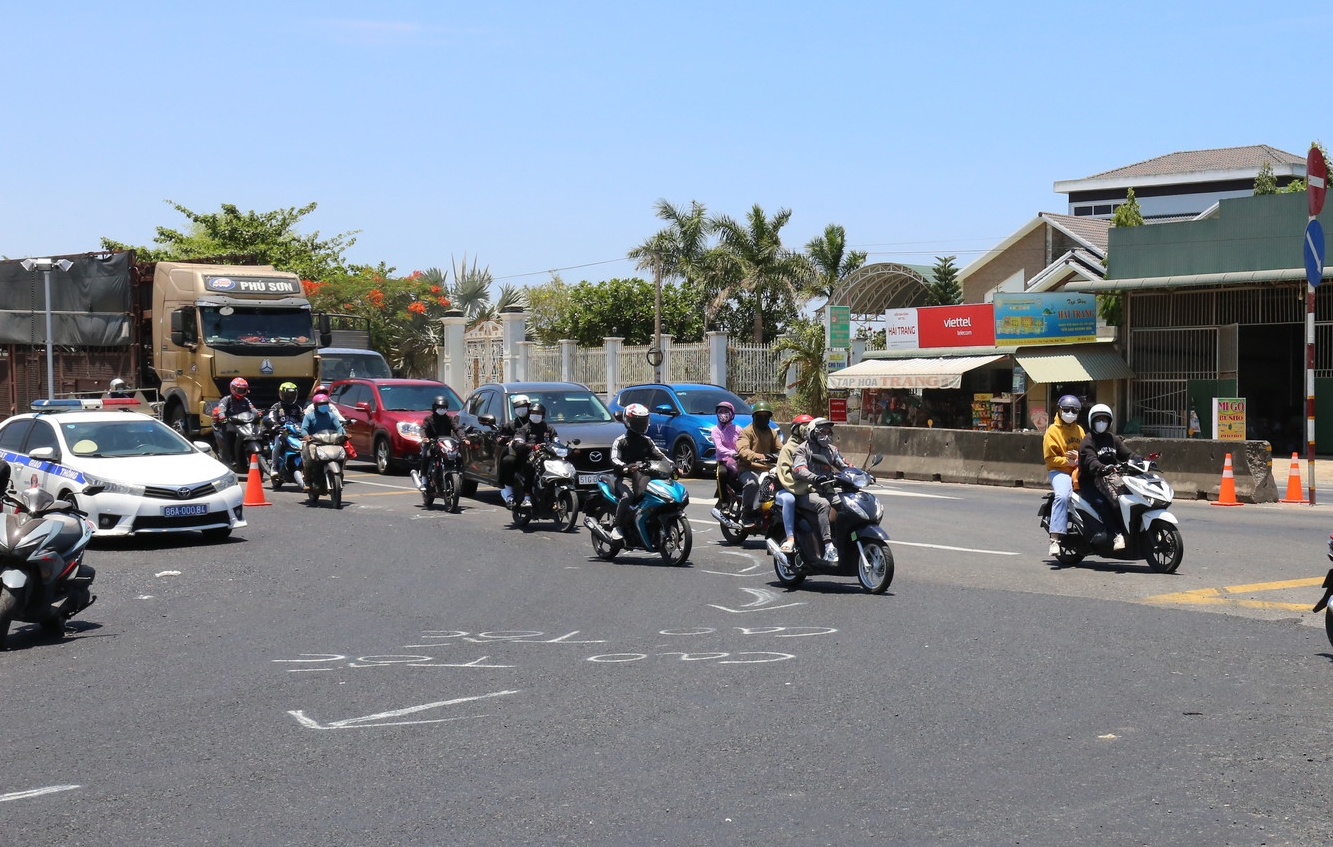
[1054,144,1306,221]
[958,212,1110,305]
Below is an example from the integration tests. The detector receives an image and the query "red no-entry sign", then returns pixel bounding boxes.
[1309,145,1327,217]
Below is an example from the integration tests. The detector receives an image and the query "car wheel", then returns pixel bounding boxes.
[672,439,698,478]
[374,436,394,474]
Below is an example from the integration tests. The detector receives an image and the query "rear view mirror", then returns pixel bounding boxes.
[194,441,215,454]
[868,453,884,468]
[655,404,677,416]
[478,414,496,428]
[82,485,105,497]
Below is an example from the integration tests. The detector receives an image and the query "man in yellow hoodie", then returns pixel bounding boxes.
[1043,394,1085,556]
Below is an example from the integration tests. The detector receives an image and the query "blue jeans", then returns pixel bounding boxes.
[775,490,796,537]
[1048,470,1074,535]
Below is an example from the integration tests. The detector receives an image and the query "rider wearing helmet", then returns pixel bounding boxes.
[267,381,306,481]
[412,395,459,491]
[737,399,782,517]
[510,402,559,507]
[1078,403,1141,551]
[1044,394,1086,556]
[710,401,743,509]
[791,417,849,564]
[107,377,132,399]
[299,392,348,491]
[213,377,261,468]
[608,403,668,541]
[497,394,533,505]
[774,413,815,554]
[304,383,346,424]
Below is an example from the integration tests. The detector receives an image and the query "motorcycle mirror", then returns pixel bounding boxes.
[570,438,581,446]
[82,485,105,496]
[869,453,884,468]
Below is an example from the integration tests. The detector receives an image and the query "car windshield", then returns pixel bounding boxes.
[673,388,752,415]
[321,352,392,380]
[520,390,614,423]
[378,384,462,412]
[61,418,196,458]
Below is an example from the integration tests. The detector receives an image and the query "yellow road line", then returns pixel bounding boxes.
[1144,576,1323,612]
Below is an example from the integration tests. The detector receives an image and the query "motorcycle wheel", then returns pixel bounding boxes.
[857,541,895,594]
[591,512,620,561]
[0,587,18,650]
[270,469,283,491]
[330,471,343,509]
[718,515,748,544]
[421,465,436,509]
[658,514,692,566]
[40,615,65,635]
[553,488,578,532]
[442,473,461,513]
[1325,607,1333,649]
[257,454,271,479]
[773,546,806,588]
[1145,521,1183,573]
[1054,543,1085,568]
[511,498,532,527]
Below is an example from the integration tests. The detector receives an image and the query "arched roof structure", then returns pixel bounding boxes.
[826,262,934,320]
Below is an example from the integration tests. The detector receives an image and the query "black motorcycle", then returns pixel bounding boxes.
[217,409,270,476]
[1310,533,1333,647]
[510,438,581,531]
[0,466,99,650]
[418,434,463,512]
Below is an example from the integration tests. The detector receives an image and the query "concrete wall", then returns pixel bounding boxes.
[827,424,1278,504]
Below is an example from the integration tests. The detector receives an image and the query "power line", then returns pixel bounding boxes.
[492,257,629,282]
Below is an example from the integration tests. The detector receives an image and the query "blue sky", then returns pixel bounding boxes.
[2,1,1327,287]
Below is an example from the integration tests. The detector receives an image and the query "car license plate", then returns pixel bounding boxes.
[578,474,599,486]
[163,504,208,518]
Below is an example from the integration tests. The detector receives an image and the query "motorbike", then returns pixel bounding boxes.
[0,467,99,650]
[765,459,894,594]
[1309,534,1333,647]
[510,437,581,531]
[417,434,464,512]
[216,409,271,476]
[268,420,305,491]
[711,466,780,544]
[1039,457,1183,573]
[583,459,692,566]
[303,431,348,509]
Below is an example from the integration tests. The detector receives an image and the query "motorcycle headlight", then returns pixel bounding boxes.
[82,474,145,497]
[397,421,424,441]
[874,499,884,523]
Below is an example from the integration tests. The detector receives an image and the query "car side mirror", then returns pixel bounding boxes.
[355,401,371,411]
[194,441,215,454]
[28,446,57,461]
[654,404,677,416]
[613,410,624,423]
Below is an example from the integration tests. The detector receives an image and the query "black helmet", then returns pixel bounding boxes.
[529,402,547,422]
[431,395,450,413]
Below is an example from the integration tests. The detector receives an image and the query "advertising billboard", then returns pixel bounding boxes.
[884,308,919,350]
[993,293,1097,346]
[917,303,995,348]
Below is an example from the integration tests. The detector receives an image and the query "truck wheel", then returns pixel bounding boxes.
[166,403,190,438]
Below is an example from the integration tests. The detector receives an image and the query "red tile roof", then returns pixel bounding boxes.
[1082,144,1303,179]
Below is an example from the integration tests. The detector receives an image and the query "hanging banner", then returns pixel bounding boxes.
[918,303,995,347]
[883,308,919,350]
[994,293,1097,346]
[826,305,851,348]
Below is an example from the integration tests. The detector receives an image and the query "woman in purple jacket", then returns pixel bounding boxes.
[711,401,743,509]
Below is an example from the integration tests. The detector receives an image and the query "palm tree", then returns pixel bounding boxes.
[772,318,827,416]
[450,255,495,328]
[709,204,812,343]
[628,199,710,283]
[804,224,867,303]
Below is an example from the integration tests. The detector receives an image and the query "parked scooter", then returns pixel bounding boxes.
[1038,456,1183,573]
[268,420,305,491]
[0,464,99,650]
[217,409,270,476]
[511,437,580,530]
[583,459,692,565]
[711,467,781,544]
[766,459,894,593]
[303,431,347,509]
[1309,533,1333,648]
[418,434,464,512]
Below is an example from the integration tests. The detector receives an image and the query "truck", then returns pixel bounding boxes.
[0,251,326,434]
[313,314,393,386]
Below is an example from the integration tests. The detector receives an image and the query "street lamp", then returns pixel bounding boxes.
[19,257,73,400]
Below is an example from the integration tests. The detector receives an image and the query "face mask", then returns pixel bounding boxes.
[435,408,449,416]
[815,429,831,444]
[1093,420,1109,433]
[515,407,529,418]
[530,414,544,424]
[316,404,330,413]
[717,412,733,425]
[1060,411,1078,424]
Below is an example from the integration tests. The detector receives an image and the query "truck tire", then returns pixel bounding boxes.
[166,403,191,438]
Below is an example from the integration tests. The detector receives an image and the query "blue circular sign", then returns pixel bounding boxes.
[1305,219,1325,287]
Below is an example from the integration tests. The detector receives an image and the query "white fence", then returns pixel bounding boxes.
[728,343,787,395]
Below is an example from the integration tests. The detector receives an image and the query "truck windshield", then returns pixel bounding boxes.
[200,307,315,345]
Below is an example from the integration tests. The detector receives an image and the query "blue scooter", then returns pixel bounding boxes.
[583,459,692,565]
[269,421,305,491]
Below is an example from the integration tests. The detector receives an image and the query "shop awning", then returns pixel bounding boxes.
[827,355,1005,390]
[1013,346,1133,383]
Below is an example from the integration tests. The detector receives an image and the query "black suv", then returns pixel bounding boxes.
[456,382,625,501]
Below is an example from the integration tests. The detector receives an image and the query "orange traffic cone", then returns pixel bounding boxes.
[243,453,272,507]
[1279,452,1309,504]
[1211,452,1243,506]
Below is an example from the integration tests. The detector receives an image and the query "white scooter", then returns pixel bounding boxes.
[1039,457,1183,573]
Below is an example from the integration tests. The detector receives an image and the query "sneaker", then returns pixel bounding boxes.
[779,538,795,554]
[521,495,533,508]
[1112,534,1126,551]
[608,527,623,542]
[1049,539,1062,556]
[823,542,839,564]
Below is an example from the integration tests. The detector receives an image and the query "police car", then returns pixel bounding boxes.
[0,399,246,539]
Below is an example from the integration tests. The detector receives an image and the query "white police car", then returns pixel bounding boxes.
[0,399,246,539]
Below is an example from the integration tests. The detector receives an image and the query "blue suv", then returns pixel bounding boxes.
[609,383,753,477]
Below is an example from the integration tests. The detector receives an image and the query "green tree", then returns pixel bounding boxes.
[525,277,703,346]
[628,199,711,284]
[1254,161,1278,195]
[804,223,867,302]
[924,255,963,306]
[708,204,812,343]
[525,274,573,345]
[1099,188,1145,327]
[102,200,358,282]
[772,318,827,416]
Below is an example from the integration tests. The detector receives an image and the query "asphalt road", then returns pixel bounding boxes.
[2,466,1332,846]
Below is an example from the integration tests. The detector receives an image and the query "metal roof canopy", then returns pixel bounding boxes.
[1065,267,1332,293]
[1013,346,1134,383]
[827,263,933,320]
[828,355,1006,390]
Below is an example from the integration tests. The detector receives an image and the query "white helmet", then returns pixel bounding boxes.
[808,417,833,445]
[511,394,531,417]
[109,378,127,392]
[1088,403,1113,433]
[624,403,650,434]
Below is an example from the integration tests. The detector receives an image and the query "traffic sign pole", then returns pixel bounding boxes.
[1306,141,1327,504]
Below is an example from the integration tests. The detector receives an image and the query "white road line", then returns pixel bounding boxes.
[0,785,80,803]
[892,540,1019,556]
[346,478,416,490]
[866,486,960,500]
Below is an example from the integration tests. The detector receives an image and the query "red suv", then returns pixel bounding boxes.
[330,378,463,474]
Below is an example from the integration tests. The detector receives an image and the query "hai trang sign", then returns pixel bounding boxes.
[881,304,997,350]
[993,293,1097,346]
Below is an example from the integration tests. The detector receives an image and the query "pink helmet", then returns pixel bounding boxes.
[312,392,330,406]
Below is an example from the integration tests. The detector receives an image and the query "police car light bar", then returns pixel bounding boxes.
[31,398,141,411]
